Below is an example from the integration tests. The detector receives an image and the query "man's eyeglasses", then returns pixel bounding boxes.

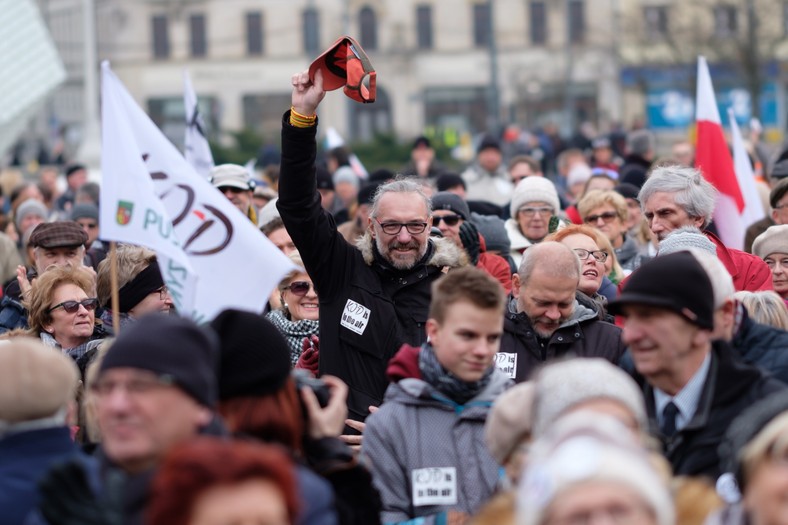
[584,211,619,224]
[284,281,315,297]
[374,219,429,235]
[573,248,608,263]
[432,215,462,227]
[78,222,98,229]
[48,298,99,314]
[156,286,169,300]
[518,206,553,218]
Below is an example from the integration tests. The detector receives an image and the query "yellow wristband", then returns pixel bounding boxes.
[290,106,317,128]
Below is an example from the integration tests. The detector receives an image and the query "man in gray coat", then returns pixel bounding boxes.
[362,267,511,524]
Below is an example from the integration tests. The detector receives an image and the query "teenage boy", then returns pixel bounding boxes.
[362,266,511,524]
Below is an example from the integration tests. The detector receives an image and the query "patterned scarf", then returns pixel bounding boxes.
[266,308,319,365]
[418,342,493,405]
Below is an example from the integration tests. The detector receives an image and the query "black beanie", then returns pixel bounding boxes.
[210,309,292,400]
[99,315,219,406]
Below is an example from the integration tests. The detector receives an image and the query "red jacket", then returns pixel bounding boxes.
[476,235,512,293]
[706,232,774,292]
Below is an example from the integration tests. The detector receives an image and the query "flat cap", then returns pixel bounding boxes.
[29,222,88,249]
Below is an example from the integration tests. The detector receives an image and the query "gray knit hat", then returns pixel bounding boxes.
[531,358,647,438]
[15,199,48,230]
[510,177,560,218]
[752,224,788,259]
[657,226,717,256]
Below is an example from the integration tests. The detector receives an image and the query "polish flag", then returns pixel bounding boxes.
[694,56,746,250]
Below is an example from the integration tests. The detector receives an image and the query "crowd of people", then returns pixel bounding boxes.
[1,65,788,525]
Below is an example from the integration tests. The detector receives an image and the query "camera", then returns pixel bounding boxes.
[291,369,331,408]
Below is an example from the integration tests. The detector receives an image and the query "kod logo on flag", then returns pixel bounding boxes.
[116,201,133,225]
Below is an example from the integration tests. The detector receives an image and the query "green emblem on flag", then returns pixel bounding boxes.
[116,200,134,225]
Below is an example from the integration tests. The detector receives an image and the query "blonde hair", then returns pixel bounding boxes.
[734,291,788,330]
[96,245,156,308]
[25,266,96,335]
[577,189,628,223]
[277,252,307,292]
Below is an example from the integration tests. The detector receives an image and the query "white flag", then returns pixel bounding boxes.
[183,69,215,179]
[100,62,297,322]
[728,108,766,228]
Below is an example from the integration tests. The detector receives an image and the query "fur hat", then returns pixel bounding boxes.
[99,315,219,407]
[211,309,292,400]
[531,358,647,438]
[510,177,560,218]
[485,382,536,464]
[518,412,674,525]
[0,338,79,423]
[752,225,788,259]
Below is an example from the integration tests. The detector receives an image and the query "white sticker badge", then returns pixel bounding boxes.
[340,299,371,335]
[411,467,458,507]
[495,352,517,379]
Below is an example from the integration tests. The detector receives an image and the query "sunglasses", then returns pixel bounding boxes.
[584,211,619,224]
[432,215,462,227]
[284,281,315,297]
[48,298,99,314]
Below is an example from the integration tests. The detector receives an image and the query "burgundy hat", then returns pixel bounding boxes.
[29,222,88,249]
[309,35,376,104]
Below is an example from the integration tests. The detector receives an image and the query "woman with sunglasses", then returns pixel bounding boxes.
[267,253,320,365]
[577,189,649,274]
[24,265,108,373]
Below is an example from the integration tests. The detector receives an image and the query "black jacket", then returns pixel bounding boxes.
[619,154,652,188]
[277,113,464,421]
[732,308,788,385]
[642,340,785,479]
[499,295,625,382]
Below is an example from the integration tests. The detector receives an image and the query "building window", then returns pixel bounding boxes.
[246,12,263,55]
[473,2,491,47]
[152,14,170,59]
[303,7,320,54]
[530,1,546,45]
[359,6,377,50]
[714,5,737,37]
[243,93,292,138]
[644,5,668,40]
[190,14,207,57]
[416,5,433,49]
[149,96,218,149]
[568,0,585,44]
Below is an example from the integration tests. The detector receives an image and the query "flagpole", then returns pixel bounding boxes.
[109,241,120,335]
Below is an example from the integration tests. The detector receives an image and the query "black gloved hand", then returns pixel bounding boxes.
[38,459,121,525]
[459,221,481,265]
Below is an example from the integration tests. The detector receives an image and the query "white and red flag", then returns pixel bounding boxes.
[694,56,756,250]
